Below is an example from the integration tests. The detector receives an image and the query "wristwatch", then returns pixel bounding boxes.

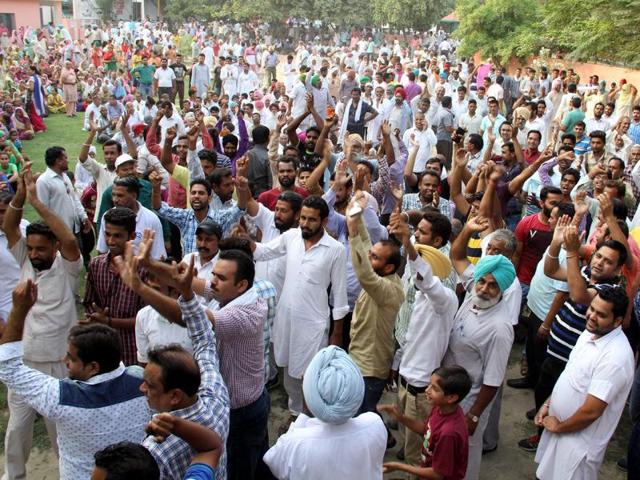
[467,413,479,423]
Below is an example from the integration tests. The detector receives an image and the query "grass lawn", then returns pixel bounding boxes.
[0,113,87,454]
[21,114,87,222]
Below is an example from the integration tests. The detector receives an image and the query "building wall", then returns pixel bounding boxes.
[0,0,41,29]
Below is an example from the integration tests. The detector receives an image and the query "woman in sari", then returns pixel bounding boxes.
[12,107,36,140]
[59,60,78,117]
[27,66,47,118]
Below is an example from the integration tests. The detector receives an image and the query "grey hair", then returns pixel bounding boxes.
[487,229,517,256]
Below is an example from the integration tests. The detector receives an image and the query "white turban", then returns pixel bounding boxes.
[302,346,364,425]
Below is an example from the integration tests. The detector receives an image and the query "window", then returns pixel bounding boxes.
[0,13,15,33]
[62,0,74,18]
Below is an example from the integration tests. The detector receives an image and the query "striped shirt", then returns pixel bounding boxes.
[547,267,616,363]
[144,296,230,480]
[84,253,147,366]
[207,287,267,409]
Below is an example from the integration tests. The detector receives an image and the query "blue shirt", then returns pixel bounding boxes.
[157,203,243,254]
[629,120,640,145]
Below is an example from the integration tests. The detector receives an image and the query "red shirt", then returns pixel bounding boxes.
[514,213,553,285]
[257,186,308,211]
[524,148,541,165]
[420,406,469,480]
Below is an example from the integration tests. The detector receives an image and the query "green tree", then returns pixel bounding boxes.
[372,0,454,30]
[542,0,640,66]
[455,0,543,65]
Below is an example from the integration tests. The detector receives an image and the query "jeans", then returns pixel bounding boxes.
[358,377,387,415]
[227,389,274,480]
[138,83,152,99]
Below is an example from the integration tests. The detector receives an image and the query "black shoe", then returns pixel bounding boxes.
[507,377,534,389]
[526,408,536,421]
[518,434,540,452]
[482,445,498,455]
[617,457,627,472]
[396,446,405,460]
[266,374,279,391]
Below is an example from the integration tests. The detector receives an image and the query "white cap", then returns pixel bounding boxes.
[115,153,135,169]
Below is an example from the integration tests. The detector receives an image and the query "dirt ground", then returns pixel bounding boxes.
[0,346,629,479]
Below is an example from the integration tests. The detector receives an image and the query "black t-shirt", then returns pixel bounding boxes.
[170,63,187,82]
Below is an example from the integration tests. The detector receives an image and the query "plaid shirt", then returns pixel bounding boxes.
[157,202,243,254]
[84,253,147,366]
[144,296,230,480]
[401,193,454,220]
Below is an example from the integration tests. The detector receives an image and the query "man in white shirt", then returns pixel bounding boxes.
[3,168,84,479]
[402,111,437,173]
[388,210,458,472]
[96,175,165,259]
[487,76,505,112]
[264,346,386,480]
[535,285,634,480]
[153,57,176,100]
[135,268,193,365]
[78,129,120,222]
[444,250,518,480]
[252,196,349,418]
[36,146,89,236]
[181,219,221,305]
[237,64,259,97]
[458,99,483,140]
[220,57,239,98]
[585,102,610,135]
[287,75,307,118]
[157,101,186,145]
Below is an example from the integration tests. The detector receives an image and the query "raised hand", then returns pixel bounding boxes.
[187,124,200,143]
[165,126,177,142]
[552,214,572,245]
[380,119,391,137]
[304,92,314,113]
[235,154,250,179]
[453,145,468,168]
[113,240,142,291]
[171,255,196,299]
[12,279,38,312]
[466,215,489,233]
[148,170,162,189]
[597,193,613,219]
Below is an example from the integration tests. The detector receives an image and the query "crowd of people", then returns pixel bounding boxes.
[0,16,639,480]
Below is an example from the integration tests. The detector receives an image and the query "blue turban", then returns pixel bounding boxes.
[473,254,516,292]
[302,346,364,425]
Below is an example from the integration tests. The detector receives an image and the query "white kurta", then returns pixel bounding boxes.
[237,70,259,96]
[250,204,286,299]
[442,293,516,480]
[263,412,386,480]
[399,256,458,387]
[220,64,239,97]
[535,327,634,480]
[253,228,349,379]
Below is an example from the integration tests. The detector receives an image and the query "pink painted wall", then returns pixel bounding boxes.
[0,0,41,29]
